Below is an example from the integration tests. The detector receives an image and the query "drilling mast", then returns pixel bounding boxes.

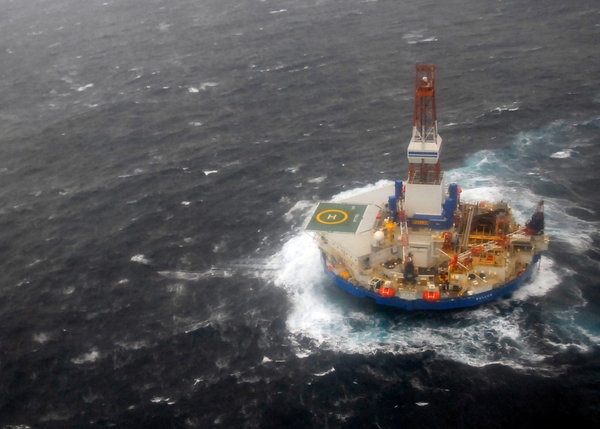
[407,64,442,185]
[402,65,452,267]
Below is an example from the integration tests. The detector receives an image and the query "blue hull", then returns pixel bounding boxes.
[327,254,541,310]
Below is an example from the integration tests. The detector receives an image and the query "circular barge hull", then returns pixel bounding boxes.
[327,254,541,311]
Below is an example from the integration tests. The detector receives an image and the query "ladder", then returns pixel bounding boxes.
[397,198,410,261]
[459,205,474,254]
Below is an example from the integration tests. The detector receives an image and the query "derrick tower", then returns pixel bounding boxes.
[399,65,458,267]
[403,65,457,227]
[408,64,442,184]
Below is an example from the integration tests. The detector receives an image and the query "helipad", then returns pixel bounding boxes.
[306,202,367,233]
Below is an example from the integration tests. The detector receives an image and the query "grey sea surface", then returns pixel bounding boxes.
[1,0,599,427]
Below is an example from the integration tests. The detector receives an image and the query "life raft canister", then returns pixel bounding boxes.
[379,287,396,297]
[423,290,440,301]
[339,270,351,280]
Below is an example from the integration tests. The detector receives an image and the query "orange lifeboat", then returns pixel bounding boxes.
[423,290,440,301]
[379,287,396,297]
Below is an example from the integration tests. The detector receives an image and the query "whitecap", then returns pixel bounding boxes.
[492,105,519,113]
[72,349,100,364]
[511,257,559,301]
[158,270,202,281]
[181,319,214,334]
[258,64,287,73]
[284,200,315,223]
[550,149,572,159]
[314,367,335,377]
[295,349,311,359]
[158,268,233,281]
[27,258,42,266]
[403,32,438,44]
[76,83,94,92]
[288,65,310,73]
[266,234,336,338]
[131,254,151,265]
[308,176,327,184]
[189,82,219,92]
[201,82,219,90]
[33,332,51,344]
[181,201,191,206]
[62,285,75,295]
[118,168,144,179]
[150,397,175,405]
[269,9,287,14]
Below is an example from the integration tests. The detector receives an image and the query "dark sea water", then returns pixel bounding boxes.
[1,0,600,427]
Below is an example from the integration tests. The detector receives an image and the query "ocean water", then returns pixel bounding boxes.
[1,0,599,427]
